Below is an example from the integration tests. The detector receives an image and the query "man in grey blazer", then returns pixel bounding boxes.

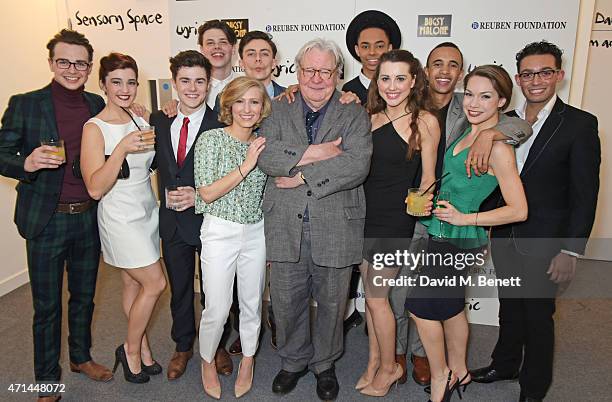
[258,38,372,401]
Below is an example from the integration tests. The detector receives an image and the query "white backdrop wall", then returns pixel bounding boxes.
[0,1,65,296]
[168,0,579,111]
[583,0,612,261]
[0,0,599,328]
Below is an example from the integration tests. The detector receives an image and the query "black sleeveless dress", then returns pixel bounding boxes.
[363,121,421,262]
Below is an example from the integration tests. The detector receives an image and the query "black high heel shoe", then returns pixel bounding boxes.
[141,361,162,375]
[427,370,454,402]
[113,345,150,383]
[451,372,471,399]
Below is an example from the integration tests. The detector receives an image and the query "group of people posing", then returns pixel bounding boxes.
[0,9,600,402]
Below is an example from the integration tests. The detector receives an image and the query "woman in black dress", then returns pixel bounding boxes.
[357,50,440,397]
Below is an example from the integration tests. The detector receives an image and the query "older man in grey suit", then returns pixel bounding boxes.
[258,38,372,401]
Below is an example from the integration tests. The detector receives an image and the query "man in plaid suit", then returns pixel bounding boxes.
[0,30,112,401]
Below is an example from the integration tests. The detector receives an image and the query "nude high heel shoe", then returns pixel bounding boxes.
[360,363,403,397]
[355,366,378,390]
[234,359,254,398]
[201,360,221,400]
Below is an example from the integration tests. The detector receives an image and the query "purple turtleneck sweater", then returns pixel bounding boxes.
[51,79,92,202]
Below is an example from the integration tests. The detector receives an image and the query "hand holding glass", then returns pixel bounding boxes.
[40,139,66,162]
[165,185,179,210]
[137,125,156,151]
[433,190,451,240]
[406,188,431,216]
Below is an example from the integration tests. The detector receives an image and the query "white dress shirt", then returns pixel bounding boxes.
[170,103,207,159]
[514,94,557,173]
[358,70,371,91]
[207,70,239,109]
[265,81,275,98]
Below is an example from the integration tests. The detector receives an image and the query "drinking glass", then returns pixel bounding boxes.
[41,139,66,162]
[165,185,179,210]
[433,190,451,241]
[138,125,156,150]
[405,188,428,217]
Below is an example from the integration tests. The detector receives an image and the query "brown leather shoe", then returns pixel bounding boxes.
[411,354,431,386]
[37,396,61,402]
[228,337,242,355]
[70,360,113,382]
[215,347,233,376]
[395,354,408,384]
[167,350,193,380]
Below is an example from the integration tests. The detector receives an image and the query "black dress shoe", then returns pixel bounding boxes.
[343,310,363,334]
[272,368,309,395]
[316,367,339,401]
[470,365,519,383]
[519,390,543,402]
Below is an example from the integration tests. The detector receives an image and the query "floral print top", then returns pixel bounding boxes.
[194,127,266,224]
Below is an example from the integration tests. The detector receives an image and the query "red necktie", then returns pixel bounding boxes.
[177,117,189,168]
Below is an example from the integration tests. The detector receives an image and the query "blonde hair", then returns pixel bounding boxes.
[218,77,271,127]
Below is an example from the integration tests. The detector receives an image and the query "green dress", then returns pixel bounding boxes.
[406,128,501,320]
[423,127,499,249]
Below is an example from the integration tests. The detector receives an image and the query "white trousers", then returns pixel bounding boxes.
[198,214,266,362]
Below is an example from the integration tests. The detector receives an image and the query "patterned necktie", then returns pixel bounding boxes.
[177,117,189,168]
[305,111,320,145]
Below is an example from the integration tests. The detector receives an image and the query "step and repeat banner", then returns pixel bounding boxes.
[67,0,581,325]
[168,0,579,109]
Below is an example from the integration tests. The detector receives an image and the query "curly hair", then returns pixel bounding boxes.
[515,40,563,71]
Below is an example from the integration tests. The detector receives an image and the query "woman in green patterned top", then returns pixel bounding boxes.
[406,65,528,402]
[194,77,270,400]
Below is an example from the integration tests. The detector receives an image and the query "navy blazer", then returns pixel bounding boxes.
[489,97,600,256]
[150,106,223,246]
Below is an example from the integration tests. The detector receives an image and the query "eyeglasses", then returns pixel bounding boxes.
[300,67,336,80]
[518,69,559,81]
[54,58,91,71]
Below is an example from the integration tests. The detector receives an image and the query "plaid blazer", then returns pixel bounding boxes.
[0,83,105,239]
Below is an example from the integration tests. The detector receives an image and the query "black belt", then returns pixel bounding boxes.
[56,199,95,214]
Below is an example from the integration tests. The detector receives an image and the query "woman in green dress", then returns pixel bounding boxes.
[406,65,528,402]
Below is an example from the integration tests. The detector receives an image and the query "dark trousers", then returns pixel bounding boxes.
[162,232,203,352]
[163,231,234,351]
[491,239,557,399]
[26,208,100,382]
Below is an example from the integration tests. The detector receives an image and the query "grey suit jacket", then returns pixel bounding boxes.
[258,91,373,267]
[445,93,532,148]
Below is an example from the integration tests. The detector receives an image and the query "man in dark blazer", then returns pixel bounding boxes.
[149,50,223,380]
[258,38,372,401]
[471,41,601,402]
[0,30,112,401]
